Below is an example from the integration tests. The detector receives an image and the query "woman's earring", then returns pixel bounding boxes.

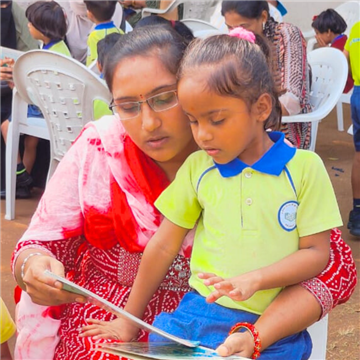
[262,22,266,30]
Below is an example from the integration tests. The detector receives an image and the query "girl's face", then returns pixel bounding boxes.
[314,29,332,46]
[27,22,43,41]
[178,70,272,165]
[224,10,267,35]
[111,55,196,168]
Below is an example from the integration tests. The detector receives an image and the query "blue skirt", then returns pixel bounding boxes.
[150,292,312,360]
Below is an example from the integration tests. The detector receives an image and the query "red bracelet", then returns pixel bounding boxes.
[229,322,261,359]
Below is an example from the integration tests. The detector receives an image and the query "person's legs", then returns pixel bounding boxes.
[23,135,39,174]
[348,86,360,237]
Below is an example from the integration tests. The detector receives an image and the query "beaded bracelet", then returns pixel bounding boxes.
[20,252,43,280]
[229,322,261,359]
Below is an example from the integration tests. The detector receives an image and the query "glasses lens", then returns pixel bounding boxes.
[113,102,140,120]
[149,91,178,112]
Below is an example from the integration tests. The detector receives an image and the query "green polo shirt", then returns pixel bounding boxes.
[86,21,123,66]
[345,21,360,85]
[155,132,342,315]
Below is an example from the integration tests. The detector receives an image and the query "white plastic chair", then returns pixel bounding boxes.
[306,1,360,53]
[308,315,328,360]
[5,50,111,220]
[181,19,225,38]
[282,47,348,152]
[142,0,218,21]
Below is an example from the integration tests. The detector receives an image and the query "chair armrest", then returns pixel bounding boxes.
[307,38,317,53]
[302,29,315,41]
[282,106,333,124]
[141,0,178,17]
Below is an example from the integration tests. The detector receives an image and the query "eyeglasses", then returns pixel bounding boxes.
[109,90,178,120]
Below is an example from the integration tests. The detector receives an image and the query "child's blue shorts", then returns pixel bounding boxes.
[150,291,312,360]
[8,104,43,122]
[351,85,360,151]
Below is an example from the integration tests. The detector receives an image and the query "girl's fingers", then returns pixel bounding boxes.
[197,272,217,279]
[85,318,103,325]
[79,328,103,337]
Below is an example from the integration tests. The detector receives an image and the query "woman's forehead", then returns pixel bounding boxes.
[112,55,176,95]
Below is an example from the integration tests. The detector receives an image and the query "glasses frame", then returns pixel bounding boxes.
[109,90,178,120]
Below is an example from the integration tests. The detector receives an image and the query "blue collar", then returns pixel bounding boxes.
[331,34,345,45]
[214,132,296,178]
[42,40,61,50]
[94,21,116,30]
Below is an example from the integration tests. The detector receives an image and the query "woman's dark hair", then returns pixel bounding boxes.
[83,1,117,23]
[26,1,67,41]
[221,0,269,19]
[104,26,190,93]
[135,16,194,42]
[97,32,122,68]
[178,35,281,130]
[312,9,347,34]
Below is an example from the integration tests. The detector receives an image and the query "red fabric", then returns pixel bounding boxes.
[331,35,354,93]
[84,135,169,252]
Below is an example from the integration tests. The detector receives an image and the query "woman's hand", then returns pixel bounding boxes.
[216,331,255,358]
[0,58,15,88]
[80,317,140,341]
[20,252,86,306]
[198,272,261,303]
[119,0,146,9]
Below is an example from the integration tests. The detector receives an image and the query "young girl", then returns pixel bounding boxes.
[81,29,343,359]
[312,9,353,93]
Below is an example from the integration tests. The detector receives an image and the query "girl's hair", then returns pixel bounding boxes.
[312,9,347,34]
[25,1,67,41]
[178,35,281,130]
[221,0,269,19]
[135,16,194,42]
[97,33,122,68]
[104,26,190,93]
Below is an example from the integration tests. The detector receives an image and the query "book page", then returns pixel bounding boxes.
[44,270,199,347]
[97,342,250,360]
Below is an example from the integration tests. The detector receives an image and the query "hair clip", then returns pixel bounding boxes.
[312,15,318,21]
[229,27,256,44]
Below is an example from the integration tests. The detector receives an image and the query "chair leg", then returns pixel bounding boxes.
[336,100,344,131]
[5,121,20,220]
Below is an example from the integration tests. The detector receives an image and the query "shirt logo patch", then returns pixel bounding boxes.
[278,201,298,231]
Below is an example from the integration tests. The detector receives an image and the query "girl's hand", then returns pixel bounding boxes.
[80,318,140,341]
[216,331,254,358]
[315,34,328,48]
[198,272,261,303]
[21,253,86,306]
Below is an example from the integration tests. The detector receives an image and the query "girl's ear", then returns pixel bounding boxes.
[253,93,272,123]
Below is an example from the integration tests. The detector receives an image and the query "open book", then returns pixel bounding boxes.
[44,270,250,360]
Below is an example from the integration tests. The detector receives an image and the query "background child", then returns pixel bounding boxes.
[82,29,342,359]
[0,0,71,198]
[312,8,354,93]
[0,297,16,360]
[84,1,123,66]
[344,21,360,237]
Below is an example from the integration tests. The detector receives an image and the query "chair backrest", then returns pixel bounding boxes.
[335,1,360,37]
[13,50,111,163]
[307,47,348,114]
[180,19,225,38]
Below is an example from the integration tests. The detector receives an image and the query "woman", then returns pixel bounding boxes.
[12,25,356,360]
[222,0,311,150]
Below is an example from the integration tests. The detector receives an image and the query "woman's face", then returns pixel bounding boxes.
[111,55,196,166]
[224,10,267,35]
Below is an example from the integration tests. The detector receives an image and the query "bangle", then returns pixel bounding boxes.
[229,322,261,359]
[20,252,43,280]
